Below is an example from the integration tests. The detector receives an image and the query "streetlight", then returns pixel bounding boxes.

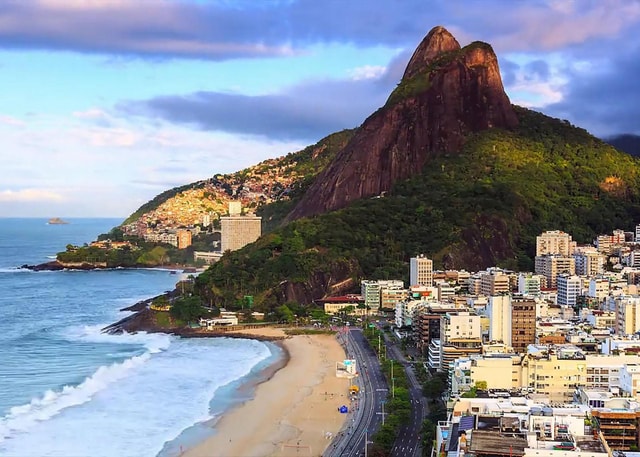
[391,360,395,398]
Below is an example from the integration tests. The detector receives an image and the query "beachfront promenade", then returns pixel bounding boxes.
[325,328,388,457]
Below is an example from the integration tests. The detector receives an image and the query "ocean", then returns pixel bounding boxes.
[0,218,279,457]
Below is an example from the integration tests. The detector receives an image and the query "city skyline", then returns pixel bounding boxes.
[2,0,639,218]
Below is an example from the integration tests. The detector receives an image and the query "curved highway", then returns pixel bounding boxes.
[325,328,388,457]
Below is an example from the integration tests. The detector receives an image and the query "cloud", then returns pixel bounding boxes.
[2,1,638,61]
[348,65,387,81]
[118,68,400,141]
[545,46,640,136]
[0,188,64,202]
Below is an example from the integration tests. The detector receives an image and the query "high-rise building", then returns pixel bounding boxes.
[177,229,192,249]
[220,203,262,252]
[361,279,404,314]
[535,255,575,288]
[536,230,575,256]
[615,295,640,335]
[557,274,581,307]
[636,224,640,242]
[574,250,605,276]
[487,295,511,345]
[511,297,536,353]
[517,273,543,296]
[439,312,482,372]
[596,229,626,254]
[410,255,433,287]
[480,270,510,296]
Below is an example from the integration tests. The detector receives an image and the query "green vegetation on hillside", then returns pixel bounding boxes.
[194,107,640,311]
[257,129,355,232]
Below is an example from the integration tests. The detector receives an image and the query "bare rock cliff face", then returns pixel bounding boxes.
[287,26,517,221]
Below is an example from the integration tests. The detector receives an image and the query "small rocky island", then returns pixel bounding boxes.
[47,217,69,225]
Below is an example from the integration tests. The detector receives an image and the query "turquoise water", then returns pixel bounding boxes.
[0,218,276,457]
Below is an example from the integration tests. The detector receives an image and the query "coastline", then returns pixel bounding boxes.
[181,328,349,457]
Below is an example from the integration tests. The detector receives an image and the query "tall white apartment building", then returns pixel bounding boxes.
[557,274,581,307]
[409,254,433,287]
[636,224,640,242]
[536,230,575,256]
[487,295,511,345]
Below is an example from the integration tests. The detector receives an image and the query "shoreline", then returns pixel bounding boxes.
[158,339,290,457]
[181,328,349,457]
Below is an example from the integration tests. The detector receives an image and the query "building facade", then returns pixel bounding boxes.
[410,255,433,287]
[220,203,262,252]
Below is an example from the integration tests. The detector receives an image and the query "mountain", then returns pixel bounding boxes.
[120,129,354,232]
[121,26,640,311]
[606,134,640,157]
[286,26,517,221]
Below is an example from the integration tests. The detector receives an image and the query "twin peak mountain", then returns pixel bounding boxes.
[287,26,517,221]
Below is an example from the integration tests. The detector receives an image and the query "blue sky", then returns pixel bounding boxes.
[1,0,640,218]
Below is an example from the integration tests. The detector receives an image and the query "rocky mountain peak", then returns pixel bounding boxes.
[286,26,517,222]
[402,25,461,80]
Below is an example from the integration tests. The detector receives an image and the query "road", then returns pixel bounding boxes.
[324,328,388,457]
[384,337,428,457]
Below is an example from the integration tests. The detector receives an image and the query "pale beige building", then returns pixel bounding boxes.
[536,230,575,256]
[615,295,640,335]
[410,254,433,287]
[480,270,510,296]
[534,255,575,288]
[220,204,262,252]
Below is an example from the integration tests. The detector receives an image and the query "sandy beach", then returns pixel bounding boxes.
[183,328,350,457]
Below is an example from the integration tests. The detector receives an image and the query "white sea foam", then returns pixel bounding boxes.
[0,338,274,457]
[63,323,172,354]
[0,350,153,443]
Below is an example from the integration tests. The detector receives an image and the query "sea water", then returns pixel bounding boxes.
[0,218,276,457]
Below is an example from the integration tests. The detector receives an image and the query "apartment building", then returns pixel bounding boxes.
[596,229,626,254]
[535,255,575,288]
[518,273,543,296]
[557,274,581,307]
[574,250,606,276]
[220,203,262,252]
[511,296,536,353]
[480,270,510,296]
[615,295,640,335]
[487,295,511,345]
[438,312,483,372]
[361,279,404,314]
[536,230,575,256]
[410,254,433,287]
[176,229,192,249]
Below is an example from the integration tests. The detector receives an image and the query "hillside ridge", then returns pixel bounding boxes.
[286,26,517,221]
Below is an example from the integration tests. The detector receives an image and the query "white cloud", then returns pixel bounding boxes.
[0,114,25,127]
[0,188,64,202]
[348,65,386,81]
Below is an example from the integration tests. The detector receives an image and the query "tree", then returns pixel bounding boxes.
[275,304,295,323]
[170,296,204,323]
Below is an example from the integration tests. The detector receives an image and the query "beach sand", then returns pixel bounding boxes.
[182,329,349,457]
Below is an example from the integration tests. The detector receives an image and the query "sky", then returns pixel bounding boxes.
[2,0,640,218]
